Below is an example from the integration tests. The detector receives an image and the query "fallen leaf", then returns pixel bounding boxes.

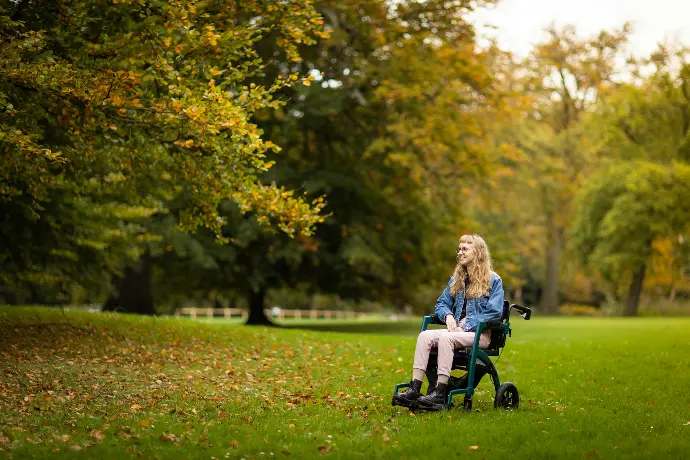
[130,404,141,412]
[0,436,8,445]
[468,445,479,451]
[586,450,596,456]
[318,445,330,453]
[140,420,150,428]
[54,434,70,442]
[159,433,178,443]
[382,434,391,441]
[288,424,295,429]
[71,445,82,451]
[90,430,105,441]
[230,440,240,448]
[119,432,131,440]
[546,391,556,395]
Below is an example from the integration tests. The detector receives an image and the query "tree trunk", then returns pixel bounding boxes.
[513,286,523,304]
[623,264,646,317]
[668,286,676,302]
[103,252,155,315]
[29,284,42,305]
[0,283,18,305]
[540,221,562,315]
[246,288,273,325]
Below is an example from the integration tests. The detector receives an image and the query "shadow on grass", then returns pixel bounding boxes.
[278,318,430,336]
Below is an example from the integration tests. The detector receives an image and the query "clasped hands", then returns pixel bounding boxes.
[445,314,469,332]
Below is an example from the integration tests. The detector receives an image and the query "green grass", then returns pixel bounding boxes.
[1,307,689,459]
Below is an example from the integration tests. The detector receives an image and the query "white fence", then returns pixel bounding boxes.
[175,307,364,320]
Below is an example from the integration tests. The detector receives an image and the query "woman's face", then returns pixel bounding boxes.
[457,241,476,267]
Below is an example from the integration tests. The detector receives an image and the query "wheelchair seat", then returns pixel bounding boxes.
[426,300,514,359]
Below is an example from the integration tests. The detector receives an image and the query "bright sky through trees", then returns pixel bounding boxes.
[470,0,690,57]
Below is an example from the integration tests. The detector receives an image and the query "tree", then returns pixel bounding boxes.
[570,161,690,315]
[1,1,327,309]
[507,23,634,313]
[570,56,690,315]
[171,0,506,324]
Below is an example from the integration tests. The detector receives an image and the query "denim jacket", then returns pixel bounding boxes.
[434,272,504,332]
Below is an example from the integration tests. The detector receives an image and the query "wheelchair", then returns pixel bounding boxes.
[392,301,531,411]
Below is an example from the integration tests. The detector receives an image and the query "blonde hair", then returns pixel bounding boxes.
[450,234,493,298]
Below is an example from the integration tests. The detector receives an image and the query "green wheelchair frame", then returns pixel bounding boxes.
[392,301,531,411]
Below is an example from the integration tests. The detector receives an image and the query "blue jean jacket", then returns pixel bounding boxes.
[434,272,504,332]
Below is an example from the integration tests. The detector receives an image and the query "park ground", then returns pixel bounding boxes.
[1,307,689,459]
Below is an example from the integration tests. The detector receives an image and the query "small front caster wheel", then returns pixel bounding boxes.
[494,382,519,409]
[463,396,472,411]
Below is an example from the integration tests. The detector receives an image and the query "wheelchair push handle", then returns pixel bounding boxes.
[510,303,531,320]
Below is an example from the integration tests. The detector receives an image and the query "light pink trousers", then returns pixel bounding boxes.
[413,319,491,378]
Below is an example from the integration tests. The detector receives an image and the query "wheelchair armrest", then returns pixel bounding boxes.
[510,303,531,320]
[420,314,444,332]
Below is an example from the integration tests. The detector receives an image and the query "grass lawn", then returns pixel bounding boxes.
[1,307,689,459]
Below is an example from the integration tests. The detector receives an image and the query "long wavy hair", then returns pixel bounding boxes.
[450,234,493,298]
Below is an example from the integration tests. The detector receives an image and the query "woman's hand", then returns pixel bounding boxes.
[445,314,457,332]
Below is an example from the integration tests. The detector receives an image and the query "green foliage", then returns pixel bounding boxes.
[4,1,690,316]
[571,161,690,280]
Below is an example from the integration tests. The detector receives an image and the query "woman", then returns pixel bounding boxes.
[393,234,504,409]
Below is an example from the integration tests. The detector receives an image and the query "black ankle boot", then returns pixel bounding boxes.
[426,381,437,395]
[392,379,423,407]
[417,383,448,411]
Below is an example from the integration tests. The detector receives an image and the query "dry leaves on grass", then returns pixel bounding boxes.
[468,445,479,451]
[1,311,387,454]
[159,433,178,443]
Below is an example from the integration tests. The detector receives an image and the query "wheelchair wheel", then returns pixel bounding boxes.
[494,382,519,409]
